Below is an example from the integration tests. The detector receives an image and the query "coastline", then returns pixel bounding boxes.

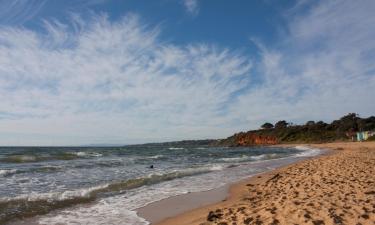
[137,144,328,224]
[138,142,375,225]
[2,144,319,225]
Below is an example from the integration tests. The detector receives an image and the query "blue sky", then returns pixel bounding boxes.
[0,0,374,146]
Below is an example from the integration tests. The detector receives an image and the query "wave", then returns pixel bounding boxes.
[220,153,280,163]
[33,166,64,173]
[168,147,184,150]
[73,151,103,157]
[0,151,103,164]
[145,154,164,159]
[206,164,225,171]
[0,166,65,178]
[294,145,322,157]
[220,155,251,163]
[0,154,76,163]
[0,155,40,163]
[250,153,279,160]
[294,145,311,151]
[0,169,18,177]
[0,166,219,224]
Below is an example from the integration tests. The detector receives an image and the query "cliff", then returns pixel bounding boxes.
[234,132,278,146]
[216,113,375,146]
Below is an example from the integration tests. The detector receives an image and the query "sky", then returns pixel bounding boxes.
[0,0,374,146]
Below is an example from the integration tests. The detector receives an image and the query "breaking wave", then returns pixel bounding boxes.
[0,169,18,177]
[294,145,322,157]
[220,153,281,163]
[0,166,222,224]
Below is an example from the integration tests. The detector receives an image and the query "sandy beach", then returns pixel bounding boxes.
[143,142,375,225]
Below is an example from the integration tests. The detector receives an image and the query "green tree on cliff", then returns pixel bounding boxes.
[275,120,288,129]
[261,122,274,129]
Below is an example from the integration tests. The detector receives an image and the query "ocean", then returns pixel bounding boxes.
[0,144,322,225]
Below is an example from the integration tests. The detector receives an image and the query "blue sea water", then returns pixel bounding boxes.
[0,144,322,225]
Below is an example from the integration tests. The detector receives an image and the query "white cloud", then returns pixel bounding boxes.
[0,0,374,146]
[183,0,200,15]
[0,14,252,145]
[0,0,47,25]
[233,0,375,127]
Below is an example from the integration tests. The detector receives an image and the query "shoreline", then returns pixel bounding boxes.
[139,142,375,225]
[137,144,330,224]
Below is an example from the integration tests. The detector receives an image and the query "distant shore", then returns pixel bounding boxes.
[138,142,375,225]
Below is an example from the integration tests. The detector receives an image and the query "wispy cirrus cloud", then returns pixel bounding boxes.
[0,0,47,25]
[0,0,374,146]
[183,0,200,16]
[232,0,375,126]
[0,13,251,145]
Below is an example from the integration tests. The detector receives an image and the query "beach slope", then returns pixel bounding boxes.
[156,142,375,225]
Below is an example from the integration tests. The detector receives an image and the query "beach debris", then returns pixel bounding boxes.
[312,220,325,225]
[207,210,223,221]
[217,222,228,225]
[270,219,280,225]
[243,217,253,224]
[267,173,282,183]
[254,218,263,225]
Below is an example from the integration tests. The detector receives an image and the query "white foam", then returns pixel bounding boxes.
[146,154,163,159]
[17,148,316,225]
[250,154,266,160]
[0,184,109,203]
[167,164,225,176]
[0,169,17,176]
[294,145,322,157]
[220,155,250,162]
[74,152,103,157]
[294,145,311,151]
[168,147,184,150]
[250,153,279,160]
[38,200,149,225]
[209,164,225,171]
[35,162,265,225]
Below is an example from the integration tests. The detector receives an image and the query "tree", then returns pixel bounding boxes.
[306,121,315,126]
[275,120,288,129]
[315,121,327,128]
[261,122,274,129]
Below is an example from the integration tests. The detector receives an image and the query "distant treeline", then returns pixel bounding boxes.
[217,113,375,146]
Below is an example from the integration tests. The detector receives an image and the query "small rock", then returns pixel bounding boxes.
[243,217,253,224]
[312,220,325,225]
[207,211,222,221]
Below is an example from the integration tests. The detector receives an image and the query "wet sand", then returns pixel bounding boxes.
[137,185,229,224]
[147,142,375,225]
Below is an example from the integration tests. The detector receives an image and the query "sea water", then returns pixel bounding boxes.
[0,144,322,225]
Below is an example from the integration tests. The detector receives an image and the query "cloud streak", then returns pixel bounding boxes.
[0,0,374,145]
[0,0,47,25]
[234,0,375,126]
[183,0,200,16]
[0,13,251,145]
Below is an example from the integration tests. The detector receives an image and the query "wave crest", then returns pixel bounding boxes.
[0,166,220,223]
[0,151,103,164]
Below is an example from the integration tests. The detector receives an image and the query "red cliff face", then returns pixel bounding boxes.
[234,132,278,146]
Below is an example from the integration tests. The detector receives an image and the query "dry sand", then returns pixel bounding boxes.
[154,142,375,225]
